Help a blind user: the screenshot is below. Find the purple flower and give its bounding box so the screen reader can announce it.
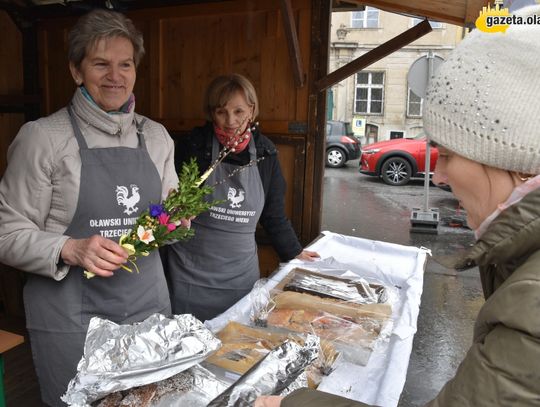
[149,204,165,217]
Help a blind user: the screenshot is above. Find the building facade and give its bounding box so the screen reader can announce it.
[329,8,465,144]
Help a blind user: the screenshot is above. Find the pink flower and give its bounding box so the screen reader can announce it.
[167,223,177,232]
[157,212,170,225]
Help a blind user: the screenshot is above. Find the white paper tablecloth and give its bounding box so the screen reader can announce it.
[206,231,429,407]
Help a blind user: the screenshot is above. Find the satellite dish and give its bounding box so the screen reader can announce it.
[407,54,445,98]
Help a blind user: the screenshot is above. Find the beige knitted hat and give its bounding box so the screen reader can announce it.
[424,5,540,174]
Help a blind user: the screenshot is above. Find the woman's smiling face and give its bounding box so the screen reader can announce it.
[212,91,253,135]
[70,36,136,112]
[432,145,519,230]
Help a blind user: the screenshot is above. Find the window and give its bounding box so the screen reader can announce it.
[412,18,443,29]
[354,71,384,115]
[407,88,423,117]
[351,7,379,28]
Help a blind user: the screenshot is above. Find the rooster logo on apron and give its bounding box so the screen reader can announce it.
[116,184,141,215]
[227,187,245,208]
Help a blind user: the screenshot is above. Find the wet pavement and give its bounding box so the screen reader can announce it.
[321,159,484,407]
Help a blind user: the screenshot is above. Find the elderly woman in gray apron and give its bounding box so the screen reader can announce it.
[163,74,319,322]
[0,10,178,406]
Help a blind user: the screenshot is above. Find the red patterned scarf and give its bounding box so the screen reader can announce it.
[213,123,251,153]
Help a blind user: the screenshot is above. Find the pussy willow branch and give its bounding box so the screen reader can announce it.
[210,156,266,187]
[195,147,232,187]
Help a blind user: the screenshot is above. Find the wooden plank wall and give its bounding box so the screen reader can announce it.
[0,11,26,318]
[34,0,316,276]
[0,11,24,175]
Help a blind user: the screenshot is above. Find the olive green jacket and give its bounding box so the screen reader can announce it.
[427,187,540,406]
[283,188,540,407]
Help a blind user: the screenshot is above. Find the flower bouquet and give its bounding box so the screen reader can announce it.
[84,158,220,278]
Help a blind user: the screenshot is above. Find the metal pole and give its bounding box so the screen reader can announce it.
[423,50,434,212]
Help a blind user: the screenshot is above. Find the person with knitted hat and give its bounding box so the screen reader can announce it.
[255,5,540,407]
[421,4,540,406]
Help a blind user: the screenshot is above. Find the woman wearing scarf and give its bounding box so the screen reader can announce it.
[163,74,319,322]
[0,9,177,406]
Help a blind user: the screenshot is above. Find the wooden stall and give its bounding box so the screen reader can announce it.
[0,0,488,318]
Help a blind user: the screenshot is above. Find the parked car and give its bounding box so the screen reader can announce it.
[326,120,361,168]
[359,134,438,186]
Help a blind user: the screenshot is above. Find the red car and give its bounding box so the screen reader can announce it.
[359,135,439,186]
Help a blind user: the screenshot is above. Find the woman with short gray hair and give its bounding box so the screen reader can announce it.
[0,8,178,406]
[67,8,145,68]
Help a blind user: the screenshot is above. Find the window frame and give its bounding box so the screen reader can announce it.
[351,7,380,29]
[354,71,385,115]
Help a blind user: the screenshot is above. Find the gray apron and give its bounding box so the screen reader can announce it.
[23,106,171,406]
[166,136,264,322]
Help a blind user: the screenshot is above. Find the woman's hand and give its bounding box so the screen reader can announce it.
[295,250,321,262]
[168,187,196,229]
[254,396,284,407]
[61,236,129,277]
[180,215,196,229]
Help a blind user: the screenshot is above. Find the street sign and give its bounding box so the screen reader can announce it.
[407,53,445,98]
[352,116,366,137]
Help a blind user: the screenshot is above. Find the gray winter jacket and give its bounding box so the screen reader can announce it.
[0,88,178,280]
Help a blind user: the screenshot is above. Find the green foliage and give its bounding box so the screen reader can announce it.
[121,158,222,257]
[164,158,217,220]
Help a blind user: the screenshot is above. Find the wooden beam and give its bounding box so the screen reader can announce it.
[315,19,432,92]
[279,0,305,88]
[303,0,331,244]
[366,1,464,25]
[22,22,41,121]
[338,0,472,26]
[332,0,366,11]
[465,0,490,27]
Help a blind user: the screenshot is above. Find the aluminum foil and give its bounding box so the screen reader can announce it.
[149,364,229,407]
[62,313,221,406]
[207,335,319,407]
[279,371,308,397]
[284,272,386,304]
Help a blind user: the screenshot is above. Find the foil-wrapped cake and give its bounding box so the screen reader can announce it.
[62,313,221,406]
